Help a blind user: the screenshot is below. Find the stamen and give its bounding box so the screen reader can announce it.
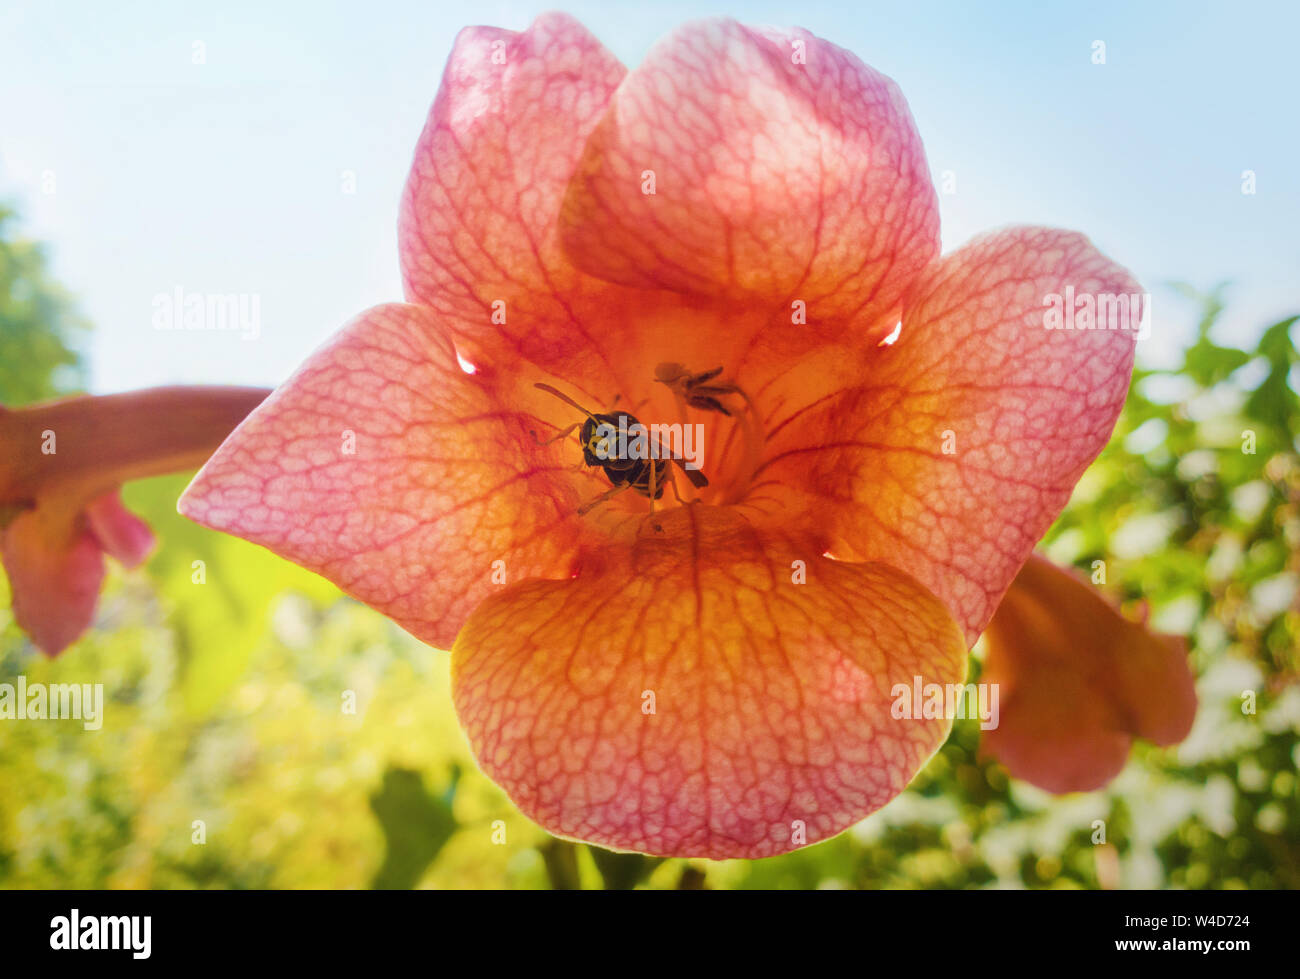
[727,404,763,506]
[652,363,763,505]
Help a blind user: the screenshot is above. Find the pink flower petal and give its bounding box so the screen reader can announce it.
[1,505,105,656]
[398,12,628,385]
[558,19,939,341]
[452,506,966,858]
[85,490,155,568]
[758,227,1143,643]
[178,303,605,649]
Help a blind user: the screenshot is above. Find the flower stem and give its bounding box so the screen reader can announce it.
[0,386,270,504]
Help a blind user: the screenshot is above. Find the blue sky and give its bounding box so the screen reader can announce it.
[1,0,1296,392]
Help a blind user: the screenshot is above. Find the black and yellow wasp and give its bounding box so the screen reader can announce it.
[533,383,708,516]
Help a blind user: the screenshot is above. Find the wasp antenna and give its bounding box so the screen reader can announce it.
[534,382,596,419]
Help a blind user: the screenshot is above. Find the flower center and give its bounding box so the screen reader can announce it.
[532,364,764,523]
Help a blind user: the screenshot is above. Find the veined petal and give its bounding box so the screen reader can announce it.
[980,554,1195,793]
[178,303,603,650]
[758,227,1142,642]
[398,12,632,389]
[85,490,155,568]
[1,503,104,656]
[451,505,966,858]
[397,14,932,409]
[559,19,939,340]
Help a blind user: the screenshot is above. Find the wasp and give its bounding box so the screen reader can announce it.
[532,383,708,517]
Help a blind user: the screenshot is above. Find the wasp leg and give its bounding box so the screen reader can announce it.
[576,482,633,516]
[649,463,666,533]
[666,465,688,505]
[530,422,579,447]
[648,459,658,515]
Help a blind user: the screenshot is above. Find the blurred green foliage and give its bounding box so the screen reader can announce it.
[0,210,1296,887]
[0,205,88,404]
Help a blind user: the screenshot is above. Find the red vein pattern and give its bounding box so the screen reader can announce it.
[180,304,601,650]
[759,228,1142,643]
[559,20,939,343]
[178,14,1150,855]
[452,506,966,858]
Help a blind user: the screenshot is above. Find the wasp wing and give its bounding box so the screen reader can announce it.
[673,457,709,489]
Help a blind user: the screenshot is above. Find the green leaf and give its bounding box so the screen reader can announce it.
[588,846,663,890]
[369,767,458,890]
[1256,315,1299,367]
[1244,316,1299,436]
[1183,339,1250,387]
